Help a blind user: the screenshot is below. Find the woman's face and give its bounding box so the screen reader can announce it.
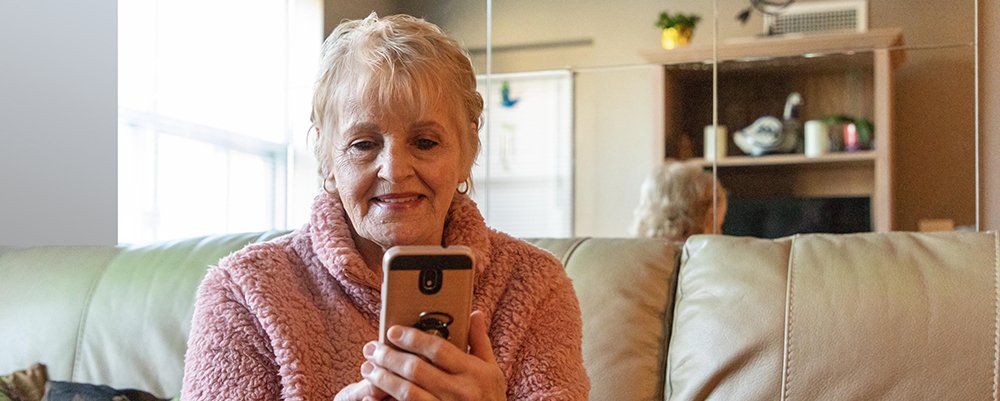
[330,94,469,251]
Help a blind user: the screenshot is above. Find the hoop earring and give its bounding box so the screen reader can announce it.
[323,177,336,195]
[457,179,470,195]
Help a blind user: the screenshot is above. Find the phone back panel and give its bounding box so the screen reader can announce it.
[379,246,474,351]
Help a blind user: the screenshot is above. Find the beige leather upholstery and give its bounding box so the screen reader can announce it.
[534,238,680,401]
[3,231,997,401]
[1,235,680,400]
[0,232,288,397]
[667,232,1000,401]
[0,247,121,384]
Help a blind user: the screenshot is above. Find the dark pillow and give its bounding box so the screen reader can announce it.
[43,382,170,401]
[0,363,48,401]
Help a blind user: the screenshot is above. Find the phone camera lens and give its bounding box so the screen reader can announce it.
[419,268,442,294]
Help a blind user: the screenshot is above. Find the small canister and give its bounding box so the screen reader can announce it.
[843,123,860,152]
[703,125,728,161]
[804,120,830,157]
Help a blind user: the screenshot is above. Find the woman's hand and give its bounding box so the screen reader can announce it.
[361,310,507,401]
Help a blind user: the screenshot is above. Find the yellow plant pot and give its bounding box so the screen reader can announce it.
[661,27,693,50]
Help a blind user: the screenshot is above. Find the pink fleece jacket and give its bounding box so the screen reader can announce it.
[181,193,589,400]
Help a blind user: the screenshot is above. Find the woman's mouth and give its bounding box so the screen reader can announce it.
[373,193,424,207]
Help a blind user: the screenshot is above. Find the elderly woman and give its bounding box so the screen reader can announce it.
[629,160,727,242]
[181,13,589,401]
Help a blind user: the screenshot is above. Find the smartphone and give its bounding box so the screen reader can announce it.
[379,245,475,352]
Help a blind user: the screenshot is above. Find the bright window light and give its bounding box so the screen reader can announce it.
[118,0,320,243]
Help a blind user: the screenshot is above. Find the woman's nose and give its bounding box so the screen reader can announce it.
[376,142,415,182]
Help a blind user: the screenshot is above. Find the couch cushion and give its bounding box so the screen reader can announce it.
[666,232,1000,400]
[529,238,680,401]
[0,231,289,399]
[0,247,121,382]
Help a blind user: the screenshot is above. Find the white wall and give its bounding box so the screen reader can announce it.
[0,0,117,246]
[324,0,396,35]
[573,66,666,237]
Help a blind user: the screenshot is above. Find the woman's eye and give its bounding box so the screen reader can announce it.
[350,140,377,151]
[415,138,438,150]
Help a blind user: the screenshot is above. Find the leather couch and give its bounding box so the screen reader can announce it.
[2,231,997,400]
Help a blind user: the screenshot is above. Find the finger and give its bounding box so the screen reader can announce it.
[366,341,448,386]
[386,325,466,373]
[468,311,497,364]
[334,380,386,401]
[362,361,434,401]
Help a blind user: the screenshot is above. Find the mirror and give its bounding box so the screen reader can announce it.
[330,0,979,238]
[711,0,978,237]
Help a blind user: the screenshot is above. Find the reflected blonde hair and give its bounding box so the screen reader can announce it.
[310,13,483,181]
[629,160,726,241]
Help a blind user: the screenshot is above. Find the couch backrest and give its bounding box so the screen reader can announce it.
[666,231,1000,400]
[532,238,680,401]
[0,231,288,398]
[0,234,681,400]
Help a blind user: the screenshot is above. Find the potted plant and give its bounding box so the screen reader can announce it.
[656,11,701,49]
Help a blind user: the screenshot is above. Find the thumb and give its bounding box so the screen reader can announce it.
[468,310,496,363]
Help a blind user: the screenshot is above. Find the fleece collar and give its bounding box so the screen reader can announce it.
[306,191,494,292]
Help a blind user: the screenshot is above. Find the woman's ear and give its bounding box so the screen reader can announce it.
[322,173,337,195]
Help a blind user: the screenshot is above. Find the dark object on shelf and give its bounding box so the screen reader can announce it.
[736,0,796,26]
[722,196,871,238]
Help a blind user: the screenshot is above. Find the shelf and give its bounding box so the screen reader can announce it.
[690,151,876,168]
[639,28,904,66]
[649,28,901,232]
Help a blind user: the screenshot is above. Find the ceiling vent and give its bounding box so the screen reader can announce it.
[763,0,868,36]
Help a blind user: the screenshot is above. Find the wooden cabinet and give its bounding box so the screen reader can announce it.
[640,29,904,232]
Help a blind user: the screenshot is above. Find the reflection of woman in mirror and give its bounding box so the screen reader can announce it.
[630,160,727,242]
[181,13,588,401]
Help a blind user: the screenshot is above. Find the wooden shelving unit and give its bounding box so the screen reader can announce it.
[692,151,876,168]
[639,28,904,66]
[643,29,904,232]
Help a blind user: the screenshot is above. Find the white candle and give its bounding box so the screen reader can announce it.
[703,125,728,161]
[804,120,830,157]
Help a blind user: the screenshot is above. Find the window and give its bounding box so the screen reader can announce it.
[118,0,321,243]
[473,71,574,237]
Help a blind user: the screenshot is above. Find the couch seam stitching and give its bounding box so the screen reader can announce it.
[993,231,998,401]
[70,247,120,382]
[559,237,589,267]
[781,236,798,401]
[660,241,683,400]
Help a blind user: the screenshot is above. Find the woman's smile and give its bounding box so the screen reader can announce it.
[372,192,426,208]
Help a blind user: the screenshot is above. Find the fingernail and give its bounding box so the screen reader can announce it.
[388,326,403,341]
[361,361,373,375]
[363,342,375,357]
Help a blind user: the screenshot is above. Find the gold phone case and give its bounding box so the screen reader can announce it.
[379,245,475,352]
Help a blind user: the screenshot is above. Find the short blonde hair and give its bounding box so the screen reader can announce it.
[629,160,726,241]
[310,13,483,180]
